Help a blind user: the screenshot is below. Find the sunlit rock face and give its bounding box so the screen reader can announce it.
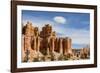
[22,21,90,62]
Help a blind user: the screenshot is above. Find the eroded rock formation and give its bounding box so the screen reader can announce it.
[22,21,90,62]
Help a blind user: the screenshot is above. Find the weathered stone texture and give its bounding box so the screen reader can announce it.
[22,21,89,62]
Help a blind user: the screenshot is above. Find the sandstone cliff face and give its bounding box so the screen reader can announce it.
[22,22,90,62]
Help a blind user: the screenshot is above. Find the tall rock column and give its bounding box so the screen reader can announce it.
[59,38,63,54]
[55,38,59,52]
[63,37,72,55]
[46,37,50,55]
[33,37,36,50]
[67,38,72,54]
[50,37,55,53]
[24,22,33,51]
[23,22,36,62]
[37,37,41,52]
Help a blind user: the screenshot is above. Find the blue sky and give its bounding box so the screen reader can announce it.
[22,10,90,49]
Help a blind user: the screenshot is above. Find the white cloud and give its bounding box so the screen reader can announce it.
[53,16,66,24]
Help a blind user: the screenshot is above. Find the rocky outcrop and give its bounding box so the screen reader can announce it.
[22,21,89,62]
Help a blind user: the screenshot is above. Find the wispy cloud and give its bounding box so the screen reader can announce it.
[53,26,90,47]
[81,21,90,25]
